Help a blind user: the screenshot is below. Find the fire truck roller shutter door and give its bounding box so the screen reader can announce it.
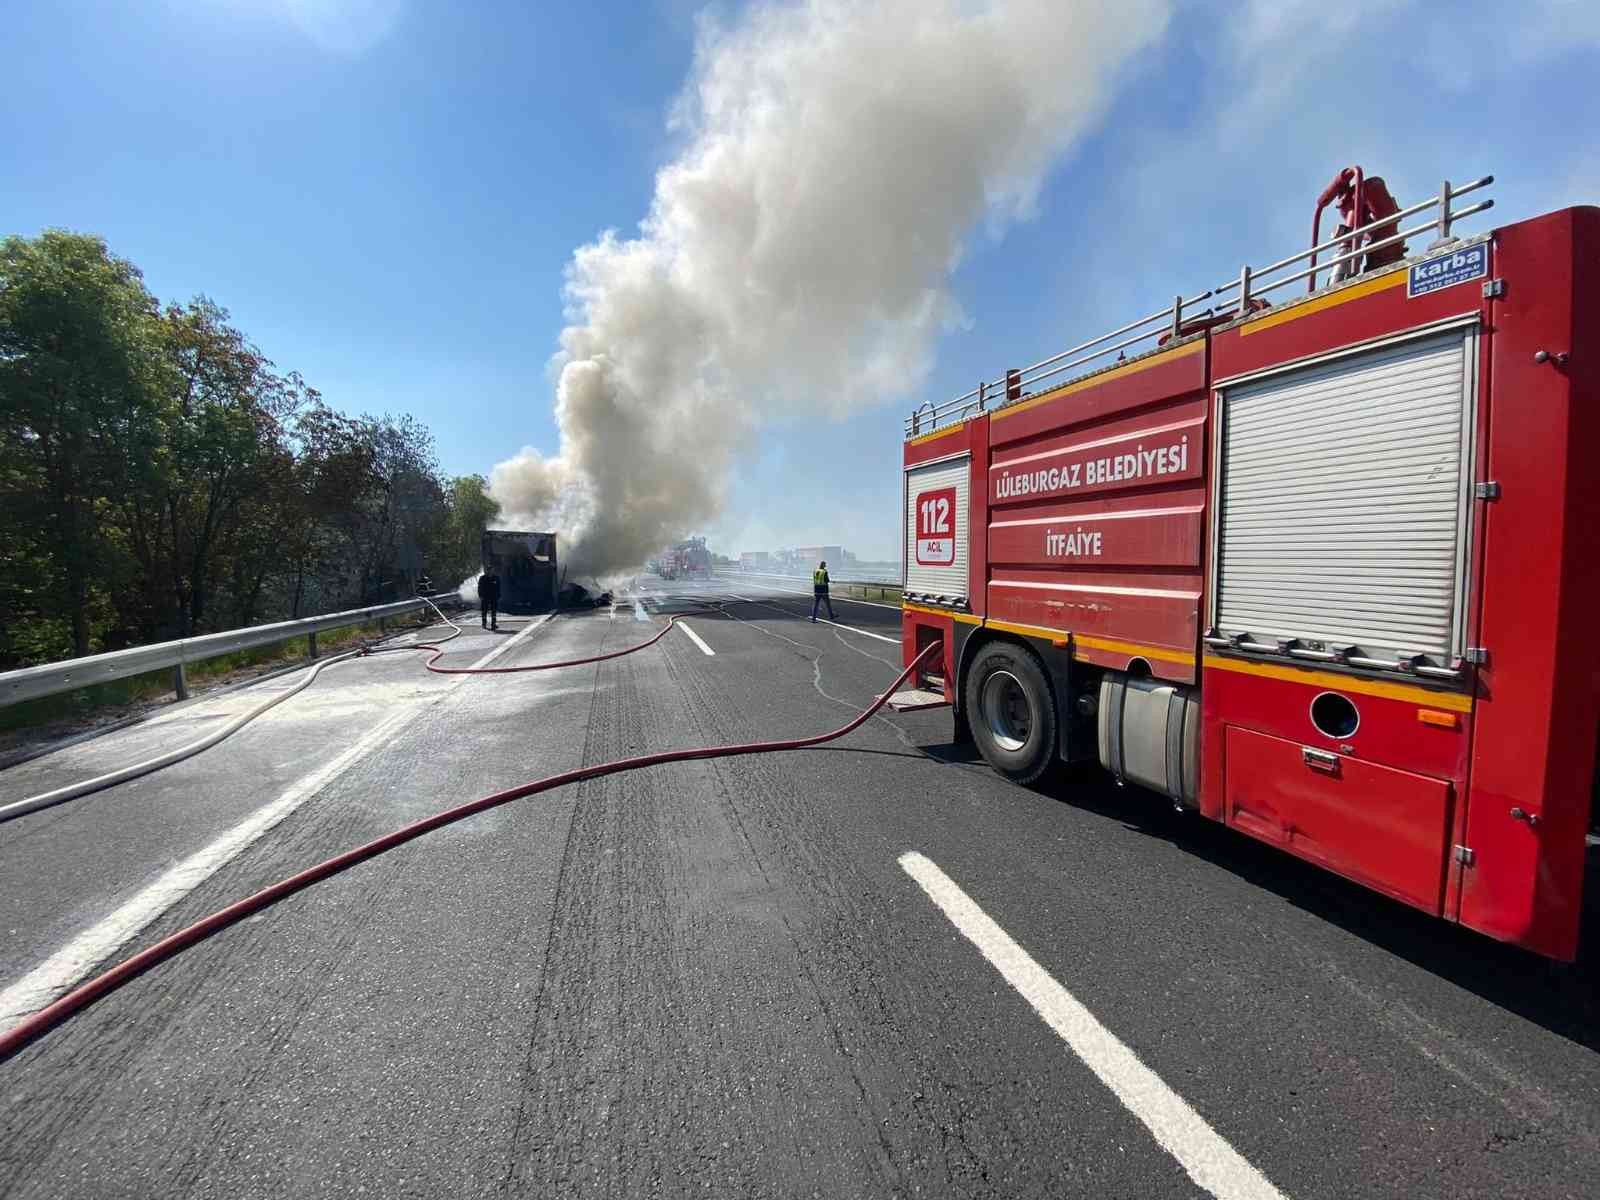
[1213,327,1477,667]
[905,455,970,605]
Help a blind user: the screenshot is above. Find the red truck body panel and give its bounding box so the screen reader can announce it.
[985,341,1209,683]
[902,205,1600,958]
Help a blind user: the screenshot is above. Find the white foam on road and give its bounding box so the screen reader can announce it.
[899,851,1288,1200]
[676,621,715,656]
[0,614,557,1033]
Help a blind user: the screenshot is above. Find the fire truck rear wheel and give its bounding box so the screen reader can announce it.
[965,642,1058,785]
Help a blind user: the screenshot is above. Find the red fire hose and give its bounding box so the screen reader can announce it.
[0,599,714,823]
[400,599,723,675]
[0,641,939,1065]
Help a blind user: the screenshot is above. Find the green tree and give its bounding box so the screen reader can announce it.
[279,403,376,616]
[437,473,498,586]
[0,231,167,657]
[119,298,306,637]
[346,413,442,604]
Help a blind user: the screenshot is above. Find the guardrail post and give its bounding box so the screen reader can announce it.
[308,631,318,659]
[1005,369,1022,402]
[173,662,189,701]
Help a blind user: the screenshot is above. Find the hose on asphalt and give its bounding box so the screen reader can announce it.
[0,641,939,1065]
[0,647,373,826]
[0,609,468,827]
[390,594,723,676]
[0,589,701,825]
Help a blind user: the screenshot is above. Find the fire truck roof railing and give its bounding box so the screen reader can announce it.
[906,175,1494,438]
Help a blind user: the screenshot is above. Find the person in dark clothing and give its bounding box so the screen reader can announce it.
[811,561,836,622]
[479,567,501,629]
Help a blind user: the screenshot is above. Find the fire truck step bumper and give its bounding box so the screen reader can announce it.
[882,689,951,713]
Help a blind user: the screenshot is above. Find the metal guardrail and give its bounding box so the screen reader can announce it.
[907,174,1495,437]
[712,568,903,590]
[0,598,433,709]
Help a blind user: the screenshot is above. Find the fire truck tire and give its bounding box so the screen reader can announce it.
[965,641,1058,785]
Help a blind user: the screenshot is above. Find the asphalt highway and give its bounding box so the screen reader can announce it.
[1,581,1597,1199]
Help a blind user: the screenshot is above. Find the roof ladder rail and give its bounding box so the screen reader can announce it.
[906,171,1495,437]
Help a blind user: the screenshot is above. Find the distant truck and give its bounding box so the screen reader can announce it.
[480,529,558,613]
[655,537,712,580]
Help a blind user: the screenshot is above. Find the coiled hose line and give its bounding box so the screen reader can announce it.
[0,641,938,1064]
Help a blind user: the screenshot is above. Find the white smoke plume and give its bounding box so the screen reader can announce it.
[491,0,1170,574]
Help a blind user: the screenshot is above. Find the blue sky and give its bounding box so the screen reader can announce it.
[6,0,1596,561]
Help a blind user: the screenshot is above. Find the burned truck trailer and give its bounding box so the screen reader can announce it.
[481,529,558,613]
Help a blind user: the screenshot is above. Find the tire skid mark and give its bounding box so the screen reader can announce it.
[665,621,1086,1194]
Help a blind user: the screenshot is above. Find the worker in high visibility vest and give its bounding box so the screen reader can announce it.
[811,561,836,623]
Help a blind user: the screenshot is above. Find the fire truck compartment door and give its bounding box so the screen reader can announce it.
[905,455,971,602]
[1213,328,1476,665]
[1224,725,1453,913]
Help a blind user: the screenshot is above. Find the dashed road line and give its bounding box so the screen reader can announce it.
[677,621,715,656]
[733,579,903,612]
[731,594,900,645]
[899,851,1288,1200]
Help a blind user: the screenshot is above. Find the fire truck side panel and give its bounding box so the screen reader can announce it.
[898,202,1597,960]
[1200,249,1489,925]
[985,339,1209,684]
[1225,724,1455,911]
[1458,207,1600,959]
[903,417,988,701]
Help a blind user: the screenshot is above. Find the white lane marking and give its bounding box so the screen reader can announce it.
[815,617,897,644]
[898,852,1288,1200]
[676,620,715,656]
[731,594,899,645]
[732,579,903,612]
[0,613,555,1031]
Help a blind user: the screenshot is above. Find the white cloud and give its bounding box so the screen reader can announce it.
[281,0,402,54]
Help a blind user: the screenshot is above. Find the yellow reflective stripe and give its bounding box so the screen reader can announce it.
[905,610,1196,663]
[1202,654,1473,711]
[1237,269,1406,337]
[902,603,982,625]
[1073,633,1195,666]
[983,618,1062,640]
[906,423,965,447]
[989,340,1203,422]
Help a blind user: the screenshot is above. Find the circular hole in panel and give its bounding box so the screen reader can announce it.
[1310,691,1360,740]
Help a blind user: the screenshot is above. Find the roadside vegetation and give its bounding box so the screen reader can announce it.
[0,231,496,671]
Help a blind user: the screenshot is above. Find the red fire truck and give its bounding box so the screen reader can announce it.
[895,171,1598,960]
[655,538,712,581]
